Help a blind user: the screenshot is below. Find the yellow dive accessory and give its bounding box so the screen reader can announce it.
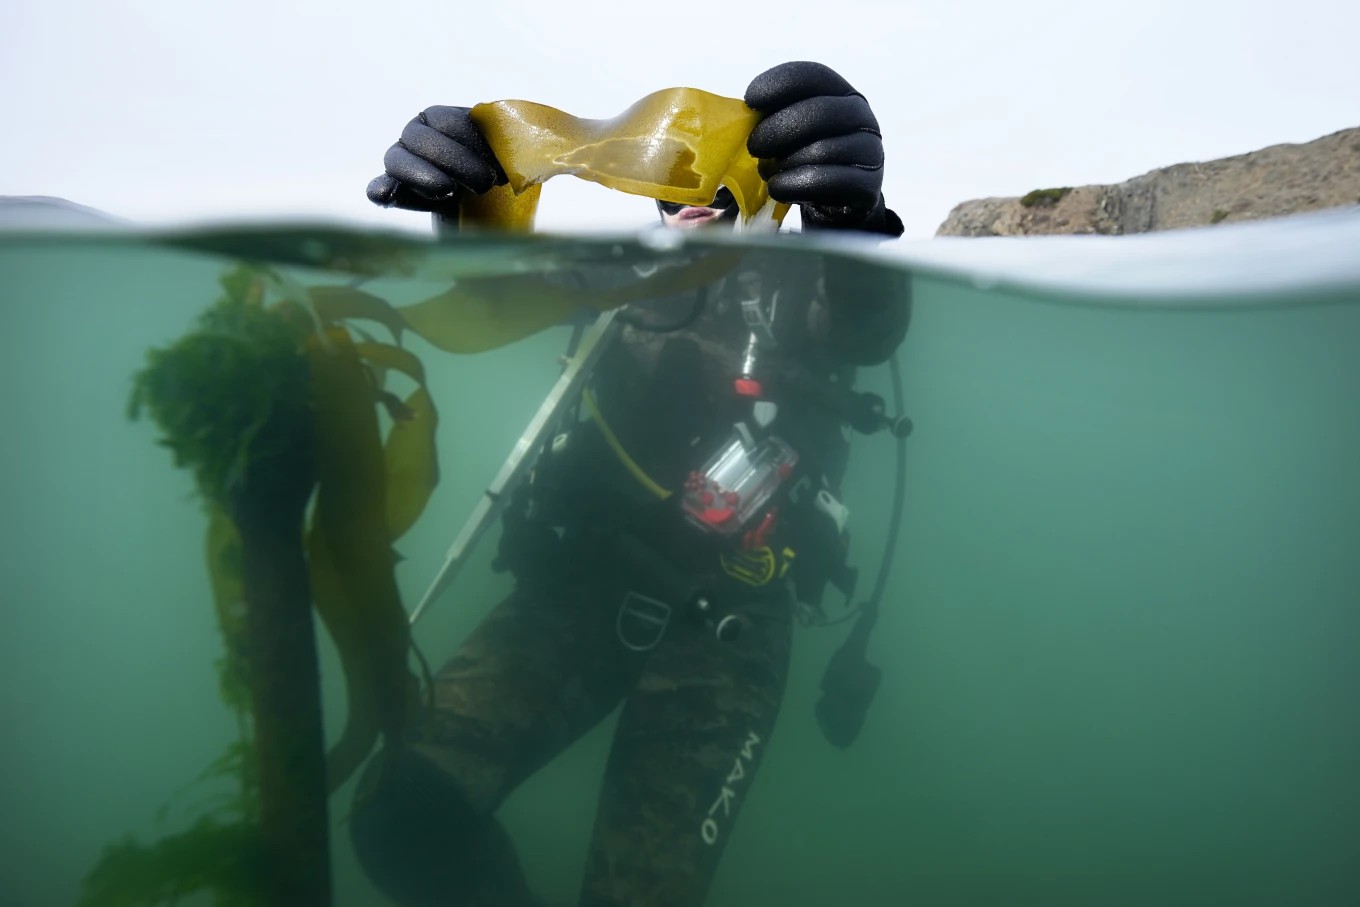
[459,88,791,231]
[580,386,672,501]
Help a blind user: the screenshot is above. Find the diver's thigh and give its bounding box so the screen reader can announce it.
[414,580,642,812]
[349,581,641,906]
[579,596,794,907]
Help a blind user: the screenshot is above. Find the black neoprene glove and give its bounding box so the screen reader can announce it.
[745,62,903,237]
[365,106,507,220]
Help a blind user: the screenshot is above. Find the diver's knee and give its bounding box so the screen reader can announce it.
[349,746,485,906]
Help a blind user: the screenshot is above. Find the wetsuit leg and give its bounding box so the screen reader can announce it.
[578,592,794,907]
[350,578,644,907]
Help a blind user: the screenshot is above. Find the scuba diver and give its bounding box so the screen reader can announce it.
[353,61,911,907]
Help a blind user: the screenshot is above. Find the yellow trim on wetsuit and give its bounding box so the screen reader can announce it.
[581,387,673,500]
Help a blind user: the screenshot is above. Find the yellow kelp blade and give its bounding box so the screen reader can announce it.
[305,289,441,541]
[395,248,750,354]
[307,285,407,345]
[382,385,438,539]
[305,328,422,793]
[352,341,440,539]
[593,249,750,307]
[462,88,790,231]
[396,278,590,354]
[307,273,590,357]
[355,341,425,383]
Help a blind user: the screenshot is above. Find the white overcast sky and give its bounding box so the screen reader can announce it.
[2,0,1356,239]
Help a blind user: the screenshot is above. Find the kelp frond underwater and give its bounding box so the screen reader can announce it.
[84,264,441,906]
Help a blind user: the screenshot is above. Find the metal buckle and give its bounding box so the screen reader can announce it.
[740,291,779,347]
[796,600,827,628]
[616,591,672,652]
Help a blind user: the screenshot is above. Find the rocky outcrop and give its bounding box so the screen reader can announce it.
[0,195,128,228]
[936,126,1360,237]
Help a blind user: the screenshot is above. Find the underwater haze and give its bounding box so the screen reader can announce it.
[2,209,1358,907]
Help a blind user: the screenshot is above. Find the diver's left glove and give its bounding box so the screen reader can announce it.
[366,105,507,219]
[745,62,903,237]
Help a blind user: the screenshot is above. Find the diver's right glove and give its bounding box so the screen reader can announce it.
[365,106,507,220]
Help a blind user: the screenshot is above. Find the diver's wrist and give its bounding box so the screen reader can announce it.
[802,195,904,238]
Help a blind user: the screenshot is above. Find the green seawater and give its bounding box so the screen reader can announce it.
[2,217,1357,907]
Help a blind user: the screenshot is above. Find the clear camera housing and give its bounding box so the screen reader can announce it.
[681,426,798,536]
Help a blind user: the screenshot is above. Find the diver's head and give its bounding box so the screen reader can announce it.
[655,185,739,229]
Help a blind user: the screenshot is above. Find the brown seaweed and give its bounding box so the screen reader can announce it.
[462,88,790,230]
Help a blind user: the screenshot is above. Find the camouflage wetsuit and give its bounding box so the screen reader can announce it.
[350,249,910,907]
